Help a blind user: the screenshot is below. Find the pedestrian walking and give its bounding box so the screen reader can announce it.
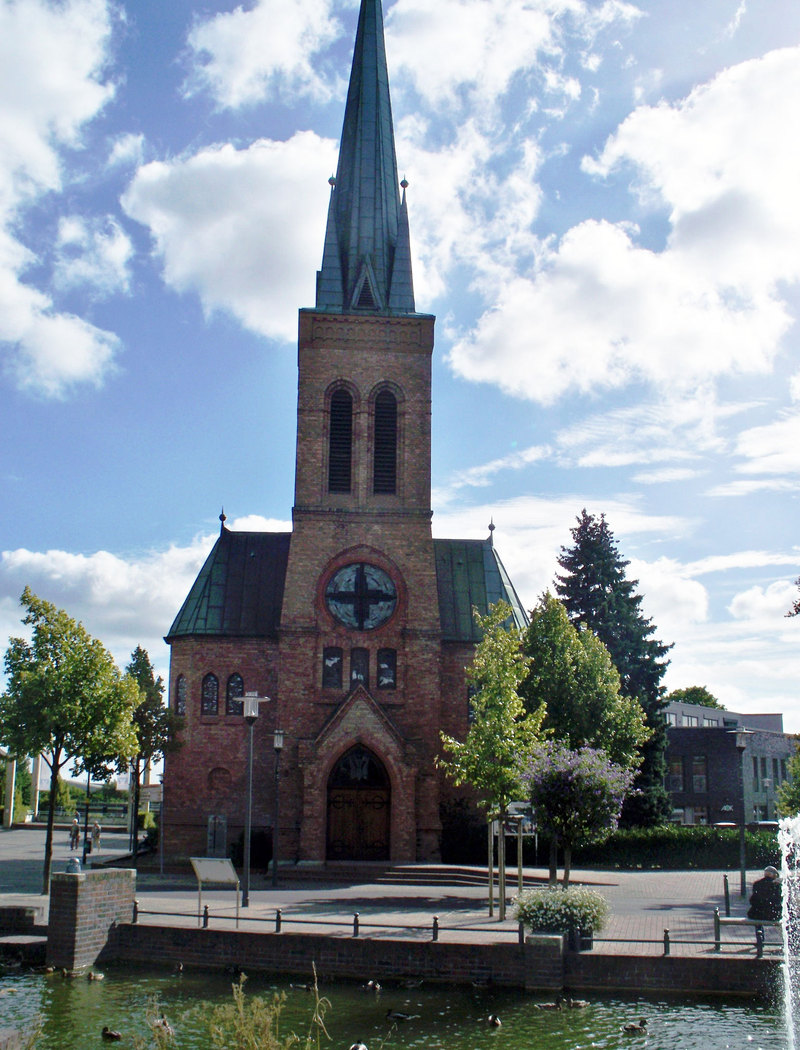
[92,821,101,853]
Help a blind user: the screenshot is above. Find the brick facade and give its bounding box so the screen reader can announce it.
[47,868,135,970]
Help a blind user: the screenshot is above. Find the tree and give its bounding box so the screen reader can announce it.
[520,592,650,770]
[125,646,183,857]
[665,685,724,710]
[521,741,634,886]
[786,578,800,618]
[0,588,139,891]
[777,741,800,817]
[438,601,545,917]
[555,510,673,826]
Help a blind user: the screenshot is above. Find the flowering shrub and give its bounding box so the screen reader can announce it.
[514,886,610,934]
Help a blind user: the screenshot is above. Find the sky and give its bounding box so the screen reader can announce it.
[1,0,800,732]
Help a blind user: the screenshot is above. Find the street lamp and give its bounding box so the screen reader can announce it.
[730,729,753,897]
[242,695,261,908]
[272,730,284,887]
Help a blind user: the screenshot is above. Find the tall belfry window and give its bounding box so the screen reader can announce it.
[373,390,397,493]
[328,389,353,493]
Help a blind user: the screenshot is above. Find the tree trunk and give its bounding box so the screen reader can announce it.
[549,836,558,885]
[42,751,60,895]
[562,843,572,887]
[130,756,141,868]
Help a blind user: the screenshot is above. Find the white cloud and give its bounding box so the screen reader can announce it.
[54,215,132,296]
[733,411,800,476]
[633,467,701,485]
[450,46,800,404]
[122,132,339,342]
[107,133,145,169]
[0,0,120,398]
[185,0,340,109]
[729,578,798,623]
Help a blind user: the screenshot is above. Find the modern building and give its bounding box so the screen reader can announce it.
[664,701,795,825]
[162,0,527,867]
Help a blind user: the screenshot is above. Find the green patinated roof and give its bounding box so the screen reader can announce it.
[166,528,290,640]
[315,0,415,314]
[433,538,529,642]
[166,532,527,643]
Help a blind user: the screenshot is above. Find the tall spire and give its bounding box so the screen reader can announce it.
[315,0,415,315]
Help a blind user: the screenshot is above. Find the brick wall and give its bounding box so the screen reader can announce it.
[47,868,135,970]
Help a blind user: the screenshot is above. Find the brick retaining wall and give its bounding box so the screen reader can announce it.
[47,869,135,970]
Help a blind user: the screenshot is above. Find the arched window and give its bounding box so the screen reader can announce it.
[226,673,244,715]
[328,389,353,493]
[175,674,187,716]
[373,389,397,494]
[350,647,369,688]
[201,673,219,716]
[322,647,343,689]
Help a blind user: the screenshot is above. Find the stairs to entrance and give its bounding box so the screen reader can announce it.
[282,863,543,888]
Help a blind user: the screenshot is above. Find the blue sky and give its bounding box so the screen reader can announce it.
[2,0,800,728]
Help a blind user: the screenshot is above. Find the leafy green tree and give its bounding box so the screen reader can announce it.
[521,741,634,885]
[521,592,650,770]
[125,646,183,856]
[665,685,725,710]
[786,578,800,618]
[438,600,545,917]
[777,741,800,817]
[0,588,139,891]
[0,756,31,821]
[556,510,672,826]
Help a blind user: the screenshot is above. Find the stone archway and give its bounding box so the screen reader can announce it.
[326,745,390,861]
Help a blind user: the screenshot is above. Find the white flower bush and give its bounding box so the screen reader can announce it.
[514,886,610,933]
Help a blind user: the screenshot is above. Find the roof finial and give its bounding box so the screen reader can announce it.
[220,507,227,533]
[488,518,495,546]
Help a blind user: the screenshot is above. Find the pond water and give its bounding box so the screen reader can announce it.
[0,965,788,1050]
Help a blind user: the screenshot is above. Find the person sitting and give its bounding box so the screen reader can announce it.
[747,865,782,923]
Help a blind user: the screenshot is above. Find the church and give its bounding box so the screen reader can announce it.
[163,0,527,867]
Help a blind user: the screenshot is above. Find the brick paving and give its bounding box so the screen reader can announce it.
[0,827,783,959]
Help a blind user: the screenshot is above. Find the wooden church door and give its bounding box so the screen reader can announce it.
[326,746,390,861]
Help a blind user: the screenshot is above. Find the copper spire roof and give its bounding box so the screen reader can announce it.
[315,0,415,314]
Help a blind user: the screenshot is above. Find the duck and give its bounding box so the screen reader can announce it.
[399,977,423,989]
[101,1027,122,1041]
[362,980,381,993]
[87,970,105,981]
[487,1015,502,1027]
[153,1014,175,1036]
[386,1010,420,1023]
[623,1018,648,1034]
[174,962,184,974]
[566,997,589,1009]
[535,996,564,1011]
[290,982,313,992]
[349,1042,369,1050]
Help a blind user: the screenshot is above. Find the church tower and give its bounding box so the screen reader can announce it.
[164,0,527,869]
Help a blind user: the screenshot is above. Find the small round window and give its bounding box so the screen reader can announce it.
[325,563,397,630]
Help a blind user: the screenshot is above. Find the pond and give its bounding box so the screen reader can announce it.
[0,964,788,1050]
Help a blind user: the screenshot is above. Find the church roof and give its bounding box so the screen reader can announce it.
[166,531,527,643]
[315,0,415,315]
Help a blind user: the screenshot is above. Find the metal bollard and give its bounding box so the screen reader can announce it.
[518,921,525,945]
[132,899,139,924]
[276,908,282,933]
[353,912,360,937]
[663,929,670,956]
[203,904,210,929]
[432,915,439,942]
[724,873,731,917]
[713,907,721,952]
[756,926,765,958]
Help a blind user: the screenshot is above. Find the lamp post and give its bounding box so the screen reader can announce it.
[730,729,753,897]
[242,695,260,908]
[158,772,165,877]
[272,730,284,887]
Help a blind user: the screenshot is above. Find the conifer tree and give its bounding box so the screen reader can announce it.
[555,510,672,825]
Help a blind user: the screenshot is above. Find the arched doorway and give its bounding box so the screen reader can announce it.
[326,746,390,861]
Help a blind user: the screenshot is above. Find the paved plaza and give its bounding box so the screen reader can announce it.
[0,826,781,958]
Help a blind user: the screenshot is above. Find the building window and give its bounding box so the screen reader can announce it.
[377,649,396,688]
[328,389,353,493]
[684,714,698,727]
[781,759,788,782]
[692,755,707,793]
[322,647,343,689]
[467,685,478,725]
[373,389,397,494]
[752,756,759,792]
[350,647,369,688]
[693,806,709,825]
[667,756,684,792]
[201,674,219,716]
[703,717,719,727]
[175,674,187,716]
[226,673,244,715]
[665,711,678,726]
[773,757,780,781]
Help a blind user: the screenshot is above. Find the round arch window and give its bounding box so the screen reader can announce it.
[325,563,397,630]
